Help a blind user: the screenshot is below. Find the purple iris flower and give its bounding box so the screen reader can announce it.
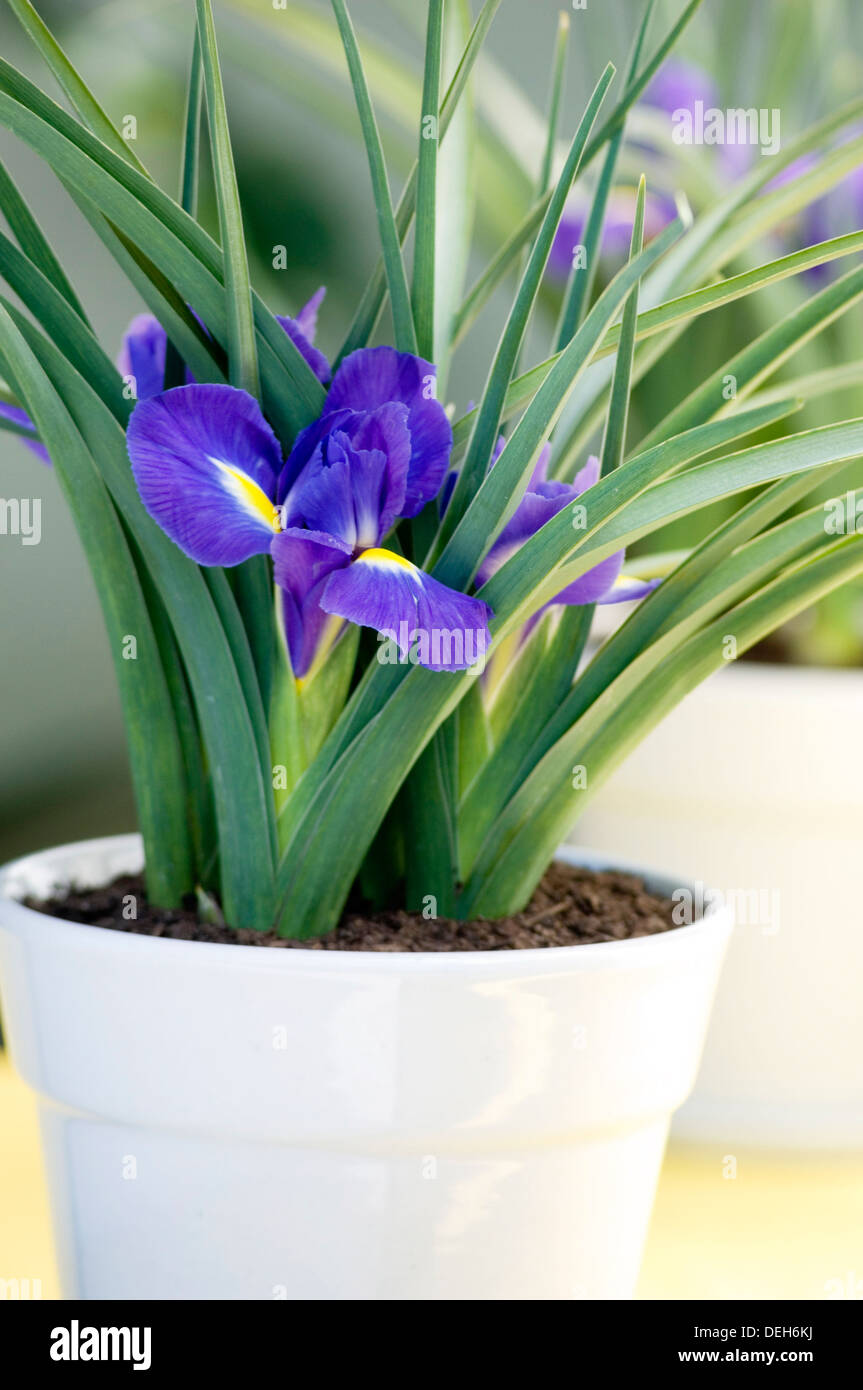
[548,58,743,285]
[475,443,657,610]
[127,341,492,678]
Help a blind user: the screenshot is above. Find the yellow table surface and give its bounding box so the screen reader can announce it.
[1,1051,861,1301]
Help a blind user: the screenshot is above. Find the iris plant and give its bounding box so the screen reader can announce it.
[2,0,862,936]
[128,326,493,676]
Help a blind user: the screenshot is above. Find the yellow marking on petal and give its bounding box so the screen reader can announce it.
[356,547,416,571]
[296,614,346,689]
[215,460,280,532]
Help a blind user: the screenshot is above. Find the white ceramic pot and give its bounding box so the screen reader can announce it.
[575,662,863,1151]
[0,834,731,1301]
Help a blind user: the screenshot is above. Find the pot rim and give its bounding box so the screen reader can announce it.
[0,833,733,974]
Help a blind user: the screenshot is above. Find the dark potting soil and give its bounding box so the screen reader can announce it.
[27,862,681,952]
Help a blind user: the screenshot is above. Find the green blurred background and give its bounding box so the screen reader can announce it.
[2,0,862,863]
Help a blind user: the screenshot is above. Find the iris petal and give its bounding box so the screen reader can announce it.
[294,287,326,342]
[278,408,353,504]
[276,287,331,385]
[277,316,330,386]
[573,453,600,495]
[271,527,352,678]
[117,313,170,401]
[287,438,359,549]
[477,488,570,586]
[281,403,411,542]
[321,549,493,672]
[325,346,452,516]
[599,574,662,605]
[552,551,626,605]
[127,384,283,566]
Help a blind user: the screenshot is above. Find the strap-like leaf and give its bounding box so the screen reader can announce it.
[0,301,193,907]
[0,61,325,437]
[336,0,502,362]
[3,304,279,929]
[7,0,149,174]
[0,155,88,323]
[331,0,417,353]
[556,0,655,345]
[196,0,259,397]
[462,537,863,915]
[411,0,444,359]
[436,62,615,547]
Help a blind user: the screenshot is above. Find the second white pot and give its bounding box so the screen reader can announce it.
[576,661,863,1150]
[0,835,731,1300]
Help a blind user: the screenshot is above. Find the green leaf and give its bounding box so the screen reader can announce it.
[331,0,417,353]
[0,223,130,422]
[134,560,217,887]
[537,11,570,196]
[599,175,644,476]
[404,721,460,915]
[196,0,272,707]
[68,195,229,391]
[7,0,149,174]
[436,61,616,547]
[0,61,325,437]
[556,0,655,346]
[5,304,278,930]
[432,0,476,379]
[0,300,193,907]
[196,0,259,397]
[411,0,444,360]
[0,155,88,323]
[335,0,503,363]
[399,0,478,911]
[639,261,863,453]
[462,536,863,916]
[164,26,205,391]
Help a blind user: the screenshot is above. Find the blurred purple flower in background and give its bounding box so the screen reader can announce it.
[548,58,746,284]
[766,148,863,283]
